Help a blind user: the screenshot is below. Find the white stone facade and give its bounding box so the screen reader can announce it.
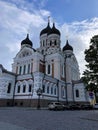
[0,22,88,107]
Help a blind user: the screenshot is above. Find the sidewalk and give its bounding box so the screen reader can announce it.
[0,122,27,130]
[82,110,98,121]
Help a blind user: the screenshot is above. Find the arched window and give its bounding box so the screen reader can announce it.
[55,40,57,45]
[47,86,49,94]
[17,86,20,93]
[50,41,52,46]
[51,87,53,94]
[48,64,51,74]
[76,89,79,97]
[42,84,45,93]
[19,66,22,74]
[7,83,11,93]
[23,85,26,93]
[23,65,26,74]
[54,87,57,95]
[28,84,32,92]
[28,64,30,74]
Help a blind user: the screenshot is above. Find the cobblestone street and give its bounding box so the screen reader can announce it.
[0,107,98,130]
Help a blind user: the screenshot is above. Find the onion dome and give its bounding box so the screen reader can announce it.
[63,40,73,51]
[48,23,60,36]
[40,21,51,36]
[21,34,32,47]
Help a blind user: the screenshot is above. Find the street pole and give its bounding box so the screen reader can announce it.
[36,88,43,109]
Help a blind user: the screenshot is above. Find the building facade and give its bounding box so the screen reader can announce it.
[0,21,89,107]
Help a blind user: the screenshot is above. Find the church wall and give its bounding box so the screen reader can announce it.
[0,73,15,99]
[0,71,15,106]
[74,83,87,102]
[0,21,89,107]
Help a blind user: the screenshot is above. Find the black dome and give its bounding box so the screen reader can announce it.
[21,34,32,47]
[63,40,73,51]
[48,23,60,36]
[40,22,51,36]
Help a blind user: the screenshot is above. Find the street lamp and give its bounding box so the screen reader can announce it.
[36,88,43,109]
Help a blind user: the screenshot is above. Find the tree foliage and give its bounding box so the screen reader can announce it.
[82,35,98,93]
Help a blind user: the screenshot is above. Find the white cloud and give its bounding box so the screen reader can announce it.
[0,0,98,78]
[0,0,50,70]
[60,18,98,76]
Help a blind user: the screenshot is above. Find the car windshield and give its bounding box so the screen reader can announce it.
[55,103,62,105]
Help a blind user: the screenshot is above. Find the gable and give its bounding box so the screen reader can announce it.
[14,47,36,59]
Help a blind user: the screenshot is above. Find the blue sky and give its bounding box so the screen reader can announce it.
[44,0,97,23]
[0,0,98,76]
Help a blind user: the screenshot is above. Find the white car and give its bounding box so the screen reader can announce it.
[48,102,65,110]
[93,103,98,109]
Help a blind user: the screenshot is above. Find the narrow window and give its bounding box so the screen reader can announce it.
[31,63,33,73]
[55,40,57,45]
[28,64,30,74]
[47,86,49,94]
[50,41,52,46]
[43,40,45,46]
[42,85,45,93]
[76,89,79,97]
[17,86,20,93]
[48,64,51,74]
[23,85,26,93]
[7,83,11,93]
[54,87,57,95]
[19,66,22,74]
[29,84,32,92]
[23,65,26,74]
[51,87,53,94]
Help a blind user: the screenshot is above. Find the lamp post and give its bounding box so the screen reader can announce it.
[36,88,43,109]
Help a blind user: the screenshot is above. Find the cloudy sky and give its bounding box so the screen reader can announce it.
[0,0,98,77]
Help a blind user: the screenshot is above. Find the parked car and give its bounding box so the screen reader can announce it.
[81,104,93,110]
[93,103,98,109]
[48,102,65,110]
[69,104,81,110]
[64,105,70,110]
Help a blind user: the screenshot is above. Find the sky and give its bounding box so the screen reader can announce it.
[0,0,98,77]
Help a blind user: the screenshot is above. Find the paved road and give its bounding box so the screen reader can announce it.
[0,107,98,130]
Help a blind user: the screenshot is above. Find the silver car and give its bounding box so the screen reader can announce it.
[93,103,98,109]
[48,102,65,110]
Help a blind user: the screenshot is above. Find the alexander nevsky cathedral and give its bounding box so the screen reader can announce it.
[0,19,90,107]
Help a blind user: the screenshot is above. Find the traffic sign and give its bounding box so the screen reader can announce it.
[89,92,94,99]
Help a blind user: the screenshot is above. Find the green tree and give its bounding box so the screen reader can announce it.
[82,35,98,95]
